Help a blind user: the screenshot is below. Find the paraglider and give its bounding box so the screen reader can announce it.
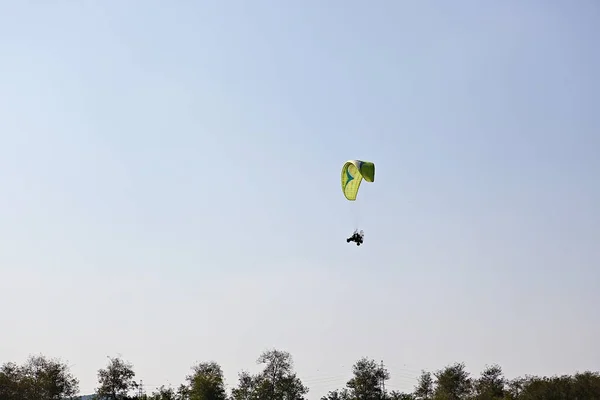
[347,229,364,245]
[341,160,375,246]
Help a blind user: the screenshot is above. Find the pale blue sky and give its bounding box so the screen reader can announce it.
[1,1,599,398]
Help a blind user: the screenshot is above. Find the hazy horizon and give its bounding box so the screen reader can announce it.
[1,1,599,399]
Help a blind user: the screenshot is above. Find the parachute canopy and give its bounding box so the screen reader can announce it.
[341,160,375,201]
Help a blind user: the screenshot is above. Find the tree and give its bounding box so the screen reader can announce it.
[503,377,525,400]
[473,365,504,400]
[345,357,389,400]
[320,388,350,400]
[22,355,79,400]
[257,349,308,400]
[0,355,79,400]
[185,361,227,400]
[147,385,178,400]
[389,391,415,400]
[414,371,433,400]
[572,372,600,399]
[0,362,22,400]
[96,356,137,400]
[177,383,190,400]
[432,363,471,400]
[231,349,308,400]
[231,371,259,400]
[314,361,600,400]
[4,350,600,400]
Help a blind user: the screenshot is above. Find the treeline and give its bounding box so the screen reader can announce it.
[1,349,599,400]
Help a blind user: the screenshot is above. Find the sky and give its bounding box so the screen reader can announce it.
[0,1,599,398]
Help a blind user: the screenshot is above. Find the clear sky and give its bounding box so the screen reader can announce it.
[1,1,599,398]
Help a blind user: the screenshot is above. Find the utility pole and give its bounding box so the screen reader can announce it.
[380,360,386,399]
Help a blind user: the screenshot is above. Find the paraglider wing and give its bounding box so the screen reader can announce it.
[341,160,375,201]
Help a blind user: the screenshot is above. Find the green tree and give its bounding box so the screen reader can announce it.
[473,365,505,400]
[503,377,525,400]
[0,355,79,400]
[414,371,433,400]
[231,349,308,400]
[388,391,415,400]
[0,362,22,400]
[571,371,600,399]
[257,349,308,400]
[22,355,79,400]
[177,383,190,400]
[231,371,259,400]
[320,388,350,400]
[345,357,389,400]
[185,361,227,400]
[432,363,471,400]
[147,385,178,400]
[96,356,138,400]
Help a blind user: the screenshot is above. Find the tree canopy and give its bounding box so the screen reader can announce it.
[1,350,599,400]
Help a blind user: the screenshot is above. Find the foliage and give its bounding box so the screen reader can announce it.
[414,371,433,400]
[231,349,308,400]
[432,362,472,400]
[146,385,179,400]
[96,356,138,400]
[0,355,79,400]
[320,357,390,400]
[473,364,505,400]
[185,361,227,400]
[346,357,389,400]
[1,350,600,400]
